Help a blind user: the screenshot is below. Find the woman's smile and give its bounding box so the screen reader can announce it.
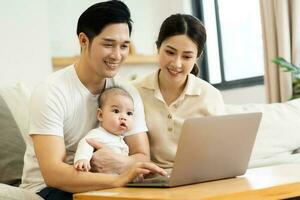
[167,67,182,76]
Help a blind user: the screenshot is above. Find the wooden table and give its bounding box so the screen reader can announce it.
[74,164,300,200]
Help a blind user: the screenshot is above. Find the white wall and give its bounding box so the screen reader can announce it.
[126,0,192,55]
[0,0,266,104]
[47,0,192,57]
[0,0,52,88]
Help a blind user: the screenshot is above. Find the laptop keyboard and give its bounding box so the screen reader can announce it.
[141,174,170,184]
[130,173,171,184]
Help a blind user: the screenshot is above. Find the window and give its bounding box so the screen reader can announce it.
[193,0,264,89]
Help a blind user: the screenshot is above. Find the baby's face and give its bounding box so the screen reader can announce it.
[99,94,134,135]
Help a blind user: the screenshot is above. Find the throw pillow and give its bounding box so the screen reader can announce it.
[0,83,30,186]
[0,95,25,186]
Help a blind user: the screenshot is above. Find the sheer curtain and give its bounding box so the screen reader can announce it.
[260,0,300,103]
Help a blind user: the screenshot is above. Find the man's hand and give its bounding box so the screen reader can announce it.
[115,162,167,187]
[87,138,129,174]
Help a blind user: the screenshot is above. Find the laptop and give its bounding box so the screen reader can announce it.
[127,112,262,187]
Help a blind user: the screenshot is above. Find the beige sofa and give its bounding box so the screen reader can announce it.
[1,83,300,200]
[226,100,300,167]
[0,83,43,200]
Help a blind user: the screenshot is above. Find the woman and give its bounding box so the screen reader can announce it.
[133,14,225,169]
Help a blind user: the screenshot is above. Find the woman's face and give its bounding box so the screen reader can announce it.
[158,34,198,85]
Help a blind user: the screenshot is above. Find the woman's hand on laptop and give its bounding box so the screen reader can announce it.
[115,162,167,187]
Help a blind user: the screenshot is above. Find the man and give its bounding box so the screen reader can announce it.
[20,1,165,200]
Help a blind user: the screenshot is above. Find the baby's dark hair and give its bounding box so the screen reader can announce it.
[98,86,133,108]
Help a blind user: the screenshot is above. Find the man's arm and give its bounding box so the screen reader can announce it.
[89,132,150,173]
[32,134,161,193]
[32,134,117,193]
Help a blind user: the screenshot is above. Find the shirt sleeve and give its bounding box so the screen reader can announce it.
[114,80,148,136]
[208,89,226,116]
[29,83,65,137]
[73,130,96,163]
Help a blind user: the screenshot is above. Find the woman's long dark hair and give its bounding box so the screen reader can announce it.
[156,14,206,76]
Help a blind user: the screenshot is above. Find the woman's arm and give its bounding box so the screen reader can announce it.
[89,132,150,173]
[32,134,160,193]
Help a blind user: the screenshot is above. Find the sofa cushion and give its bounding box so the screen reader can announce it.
[0,83,31,138]
[226,98,300,167]
[0,83,30,186]
[0,184,43,200]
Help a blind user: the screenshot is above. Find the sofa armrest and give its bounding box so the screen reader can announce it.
[226,99,300,162]
[249,153,300,168]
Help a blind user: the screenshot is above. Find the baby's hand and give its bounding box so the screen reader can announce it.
[74,159,91,172]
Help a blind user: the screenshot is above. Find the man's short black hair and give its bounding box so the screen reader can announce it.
[77,0,133,42]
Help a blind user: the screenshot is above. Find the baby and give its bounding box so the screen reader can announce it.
[74,86,134,172]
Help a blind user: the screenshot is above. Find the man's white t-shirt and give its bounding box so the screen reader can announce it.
[20,65,147,192]
[74,126,129,164]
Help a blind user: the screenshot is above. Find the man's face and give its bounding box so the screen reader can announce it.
[83,23,130,79]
